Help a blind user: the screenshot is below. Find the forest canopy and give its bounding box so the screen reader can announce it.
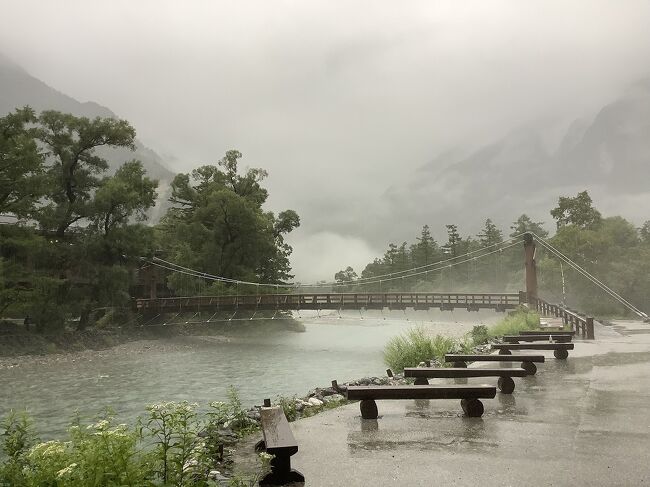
[0,108,299,333]
[335,194,650,317]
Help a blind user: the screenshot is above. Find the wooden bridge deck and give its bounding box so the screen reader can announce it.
[134,292,523,313]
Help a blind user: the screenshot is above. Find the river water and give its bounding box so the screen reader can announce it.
[0,310,501,439]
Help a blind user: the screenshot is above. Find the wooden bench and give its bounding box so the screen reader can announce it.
[403,367,527,394]
[444,353,545,375]
[503,334,572,343]
[491,342,574,359]
[255,400,304,486]
[345,384,496,418]
[520,330,575,336]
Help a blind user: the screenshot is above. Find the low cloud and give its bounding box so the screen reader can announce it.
[286,231,379,283]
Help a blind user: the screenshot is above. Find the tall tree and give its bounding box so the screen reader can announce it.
[335,266,358,283]
[0,107,44,218]
[163,150,299,290]
[550,190,602,230]
[639,221,650,245]
[412,225,439,267]
[442,224,462,257]
[477,218,504,247]
[35,111,136,236]
[90,160,158,237]
[510,214,549,239]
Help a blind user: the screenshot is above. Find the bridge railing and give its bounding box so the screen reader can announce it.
[135,292,523,313]
[534,297,595,339]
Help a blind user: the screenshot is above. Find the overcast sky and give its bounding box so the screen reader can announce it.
[2,0,650,281]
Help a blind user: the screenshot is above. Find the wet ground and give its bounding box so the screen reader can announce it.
[285,320,650,486]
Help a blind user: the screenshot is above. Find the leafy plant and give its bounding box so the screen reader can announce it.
[0,410,37,486]
[488,308,540,338]
[470,325,490,345]
[384,326,458,371]
[208,386,258,438]
[144,401,207,486]
[275,395,298,422]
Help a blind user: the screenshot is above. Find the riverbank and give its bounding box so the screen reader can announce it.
[0,316,305,358]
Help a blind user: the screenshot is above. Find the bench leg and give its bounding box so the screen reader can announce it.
[554,349,569,360]
[453,361,467,368]
[497,376,515,394]
[521,362,537,375]
[414,377,429,385]
[461,398,484,417]
[260,454,305,486]
[498,349,512,355]
[360,399,378,419]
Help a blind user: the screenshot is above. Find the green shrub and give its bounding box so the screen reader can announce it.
[470,325,490,345]
[430,334,457,362]
[7,414,149,487]
[66,416,148,486]
[208,386,258,438]
[275,395,298,422]
[384,326,458,372]
[0,410,37,486]
[0,389,269,487]
[488,308,540,338]
[144,401,209,486]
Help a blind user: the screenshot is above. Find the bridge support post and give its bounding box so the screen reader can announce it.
[524,233,538,307]
[586,317,595,339]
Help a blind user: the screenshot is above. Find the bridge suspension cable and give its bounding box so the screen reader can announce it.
[143,237,523,290]
[530,233,648,319]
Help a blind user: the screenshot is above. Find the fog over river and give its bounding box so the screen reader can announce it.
[0,310,501,439]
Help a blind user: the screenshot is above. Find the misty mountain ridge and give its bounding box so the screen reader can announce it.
[384,76,650,242]
[0,52,174,185]
[2,51,649,247]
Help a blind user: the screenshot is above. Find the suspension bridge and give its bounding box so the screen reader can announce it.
[132,232,648,337]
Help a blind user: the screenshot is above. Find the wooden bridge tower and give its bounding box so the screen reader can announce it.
[524,233,538,306]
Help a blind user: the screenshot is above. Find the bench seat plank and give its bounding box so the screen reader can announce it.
[503,335,572,343]
[260,406,298,456]
[520,330,574,336]
[346,384,496,400]
[492,343,574,350]
[403,367,527,378]
[445,354,545,363]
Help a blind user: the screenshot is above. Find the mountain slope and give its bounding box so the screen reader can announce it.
[0,53,174,183]
[383,79,650,240]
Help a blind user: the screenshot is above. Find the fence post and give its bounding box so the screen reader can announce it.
[586,317,594,339]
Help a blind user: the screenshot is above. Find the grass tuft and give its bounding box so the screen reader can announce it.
[383,326,457,372]
[488,308,540,338]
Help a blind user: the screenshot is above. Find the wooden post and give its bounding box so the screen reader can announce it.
[586,317,595,339]
[524,233,538,307]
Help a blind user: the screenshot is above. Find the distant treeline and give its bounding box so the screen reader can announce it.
[335,191,650,317]
[0,107,299,333]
